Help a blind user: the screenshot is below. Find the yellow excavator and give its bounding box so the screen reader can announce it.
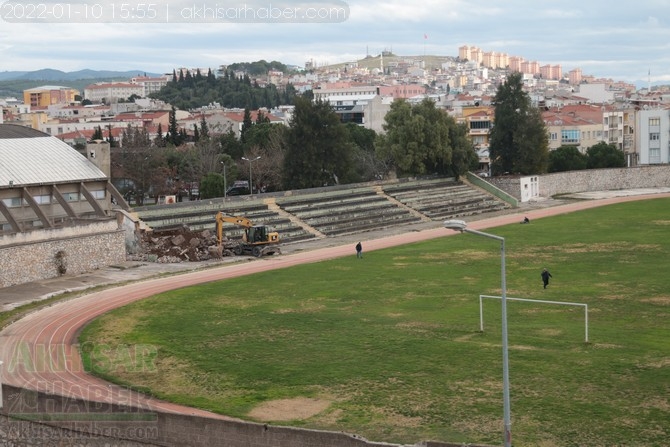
[215,212,281,257]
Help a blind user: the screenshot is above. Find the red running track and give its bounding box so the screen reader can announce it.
[1,193,668,417]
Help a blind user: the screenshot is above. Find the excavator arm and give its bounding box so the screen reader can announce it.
[216,212,253,246]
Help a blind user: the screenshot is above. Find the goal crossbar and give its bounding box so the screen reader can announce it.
[479,295,589,343]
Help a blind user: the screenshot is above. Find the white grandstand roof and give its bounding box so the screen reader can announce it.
[0,124,107,187]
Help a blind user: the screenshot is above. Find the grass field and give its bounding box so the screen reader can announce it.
[80,198,670,446]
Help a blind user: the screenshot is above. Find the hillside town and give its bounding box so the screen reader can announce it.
[2,44,670,176]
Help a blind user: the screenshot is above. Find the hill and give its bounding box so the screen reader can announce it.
[0,68,162,82]
[0,68,164,98]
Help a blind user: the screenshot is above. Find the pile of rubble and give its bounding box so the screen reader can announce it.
[129,225,235,263]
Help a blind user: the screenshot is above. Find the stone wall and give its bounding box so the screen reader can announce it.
[488,165,670,200]
[0,221,126,288]
[0,384,493,447]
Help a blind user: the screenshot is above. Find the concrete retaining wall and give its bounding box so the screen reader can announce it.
[488,165,670,199]
[0,384,493,447]
[0,220,126,288]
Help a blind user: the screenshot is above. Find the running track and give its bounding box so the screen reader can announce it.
[1,193,668,418]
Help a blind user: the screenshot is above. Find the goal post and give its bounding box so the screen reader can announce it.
[479,295,589,343]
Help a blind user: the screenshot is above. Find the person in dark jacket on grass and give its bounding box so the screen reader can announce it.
[541,268,552,289]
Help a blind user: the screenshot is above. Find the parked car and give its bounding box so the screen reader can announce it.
[226,181,250,196]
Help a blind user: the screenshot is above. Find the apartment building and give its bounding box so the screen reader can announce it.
[603,107,635,157]
[130,75,171,96]
[543,105,605,152]
[635,107,670,165]
[84,82,145,104]
[23,86,80,107]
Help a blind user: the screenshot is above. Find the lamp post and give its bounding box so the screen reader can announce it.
[0,360,3,409]
[241,156,261,196]
[443,219,511,447]
[220,161,227,200]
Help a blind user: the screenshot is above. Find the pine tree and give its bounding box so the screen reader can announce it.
[193,124,200,142]
[154,123,165,147]
[199,115,210,139]
[489,72,549,175]
[241,108,253,143]
[92,126,104,141]
[283,97,354,189]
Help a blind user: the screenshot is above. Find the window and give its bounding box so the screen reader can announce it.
[649,148,661,164]
[2,197,25,207]
[34,194,52,204]
[91,190,106,199]
[649,117,660,127]
[650,133,660,141]
[561,129,580,144]
[62,192,80,202]
[469,121,491,130]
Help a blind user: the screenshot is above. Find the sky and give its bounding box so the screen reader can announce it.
[1,0,669,85]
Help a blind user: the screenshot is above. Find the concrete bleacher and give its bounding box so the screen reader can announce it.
[133,177,512,242]
[382,178,510,220]
[133,198,317,244]
[276,187,423,236]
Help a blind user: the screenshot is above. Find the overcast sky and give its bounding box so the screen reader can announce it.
[1,0,668,84]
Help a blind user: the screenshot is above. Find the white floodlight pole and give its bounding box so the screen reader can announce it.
[444,220,512,447]
[242,156,261,196]
[220,161,227,200]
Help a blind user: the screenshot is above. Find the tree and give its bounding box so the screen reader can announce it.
[112,125,166,206]
[199,115,209,140]
[192,123,200,142]
[255,109,270,124]
[242,123,287,192]
[219,129,244,160]
[154,123,165,147]
[283,97,355,189]
[106,124,118,148]
[92,126,104,141]
[376,98,475,178]
[586,142,625,169]
[345,123,382,182]
[447,119,479,178]
[241,107,253,143]
[489,72,549,175]
[548,146,588,172]
[199,173,226,199]
[166,106,183,146]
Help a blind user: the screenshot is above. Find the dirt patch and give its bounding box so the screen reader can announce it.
[641,296,670,306]
[248,397,331,421]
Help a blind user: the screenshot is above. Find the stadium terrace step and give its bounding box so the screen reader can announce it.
[132,177,511,244]
[317,215,423,237]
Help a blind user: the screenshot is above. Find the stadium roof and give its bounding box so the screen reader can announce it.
[0,124,107,187]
